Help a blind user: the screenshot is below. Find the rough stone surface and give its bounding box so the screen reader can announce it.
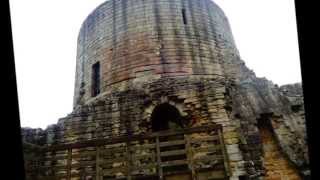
[21,127,47,145]
[21,0,309,179]
[260,125,301,180]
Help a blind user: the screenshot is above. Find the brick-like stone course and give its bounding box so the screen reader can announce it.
[73,0,238,107]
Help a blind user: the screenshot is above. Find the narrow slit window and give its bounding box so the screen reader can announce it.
[91,62,100,97]
[182,8,187,25]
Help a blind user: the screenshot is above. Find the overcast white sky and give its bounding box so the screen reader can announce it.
[10,0,301,129]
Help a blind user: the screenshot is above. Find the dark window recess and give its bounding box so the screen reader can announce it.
[91,62,100,97]
[182,8,187,24]
[291,105,301,112]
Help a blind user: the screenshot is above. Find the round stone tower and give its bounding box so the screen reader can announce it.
[73,0,239,107]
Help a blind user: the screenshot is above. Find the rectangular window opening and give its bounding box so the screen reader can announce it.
[91,62,100,97]
[182,8,187,25]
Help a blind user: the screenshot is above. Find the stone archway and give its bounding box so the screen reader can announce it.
[151,103,184,132]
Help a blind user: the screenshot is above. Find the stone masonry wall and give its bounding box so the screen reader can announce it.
[229,74,308,178]
[21,128,47,146]
[74,0,239,107]
[50,76,245,179]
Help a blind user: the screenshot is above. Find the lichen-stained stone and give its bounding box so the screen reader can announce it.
[21,0,309,179]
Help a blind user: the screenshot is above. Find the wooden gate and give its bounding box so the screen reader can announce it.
[24,124,230,180]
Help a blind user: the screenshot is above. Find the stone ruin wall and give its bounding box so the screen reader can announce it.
[47,76,245,178]
[21,0,309,179]
[22,80,308,179]
[228,76,309,179]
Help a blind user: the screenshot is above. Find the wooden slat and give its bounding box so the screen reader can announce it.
[70,161,96,168]
[101,166,127,175]
[185,135,196,179]
[130,143,156,151]
[100,147,127,156]
[159,140,185,147]
[37,154,68,161]
[156,136,163,180]
[193,155,224,163]
[72,151,96,158]
[160,160,188,167]
[189,136,220,143]
[131,163,157,171]
[160,149,186,157]
[131,153,155,160]
[96,146,101,180]
[193,145,222,153]
[99,156,127,166]
[39,164,68,171]
[43,155,68,161]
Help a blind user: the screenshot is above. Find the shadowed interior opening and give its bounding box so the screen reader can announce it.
[91,62,100,97]
[151,103,183,132]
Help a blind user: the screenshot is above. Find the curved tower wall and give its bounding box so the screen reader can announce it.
[73,0,239,107]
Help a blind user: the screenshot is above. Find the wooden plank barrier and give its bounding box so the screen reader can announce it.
[24,124,230,180]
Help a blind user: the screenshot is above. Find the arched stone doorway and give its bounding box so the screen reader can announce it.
[151,103,184,132]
